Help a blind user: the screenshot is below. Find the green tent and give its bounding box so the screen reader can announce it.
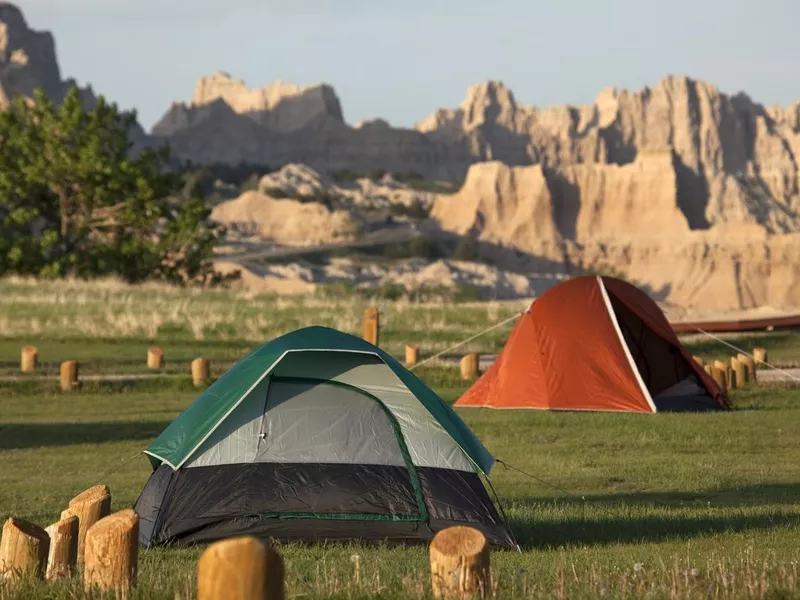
[135,326,514,548]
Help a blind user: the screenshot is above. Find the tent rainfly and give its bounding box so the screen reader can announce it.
[455,276,731,413]
[135,326,514,548]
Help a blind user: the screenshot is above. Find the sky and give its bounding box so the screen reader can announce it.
[21,0,800,132]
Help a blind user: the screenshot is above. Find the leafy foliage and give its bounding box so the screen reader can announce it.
[0,87,235,285]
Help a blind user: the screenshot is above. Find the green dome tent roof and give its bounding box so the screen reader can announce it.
[145,326,495,474]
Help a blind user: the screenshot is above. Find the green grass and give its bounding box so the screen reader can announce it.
[1,368,799,599]
[0,278,525,376]
[1,278,797,380]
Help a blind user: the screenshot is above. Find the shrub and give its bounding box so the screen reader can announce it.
[331,169,361,183]
[452,238,480,262]
[408,234,432,259]
[264,187,290,199]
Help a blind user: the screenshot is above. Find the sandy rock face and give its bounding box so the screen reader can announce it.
[153,71,343,136]
[209,190,362,245]
[256,163,434,210]
[574,234,800,311]
[431,157,800,310]
[153,73,800,225]
[430,162,562,253]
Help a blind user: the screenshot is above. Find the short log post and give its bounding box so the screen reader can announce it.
[460,354,480,380]
[713,360,731,389]
[692,355,704,368]
[405,344,419,367]
[430,526,491,599]
[45,515,78,581]
[20,346,38,373]
[703,364,712,376]
[0,518,50,583]
[739,354,757,383]
[731,358,746,390]
[753,347,768,368]
[147,347,164,369]
[711,366,727,393]
[83,510,139,597]
[60,360,79,392]
[63,484,111,564]
[197,536,285,600]
[192,358,210,387]
[363,307,380,347]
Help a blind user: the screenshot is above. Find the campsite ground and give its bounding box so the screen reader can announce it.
[1,279,799,599]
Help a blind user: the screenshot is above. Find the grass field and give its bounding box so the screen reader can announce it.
[1,279,799,599]
[1,278,798,378]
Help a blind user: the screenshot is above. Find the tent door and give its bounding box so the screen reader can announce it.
[256,376,429,522]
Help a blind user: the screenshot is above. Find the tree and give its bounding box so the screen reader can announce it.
[0,87,235,285]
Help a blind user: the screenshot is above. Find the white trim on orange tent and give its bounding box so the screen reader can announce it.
[596,275,658,413]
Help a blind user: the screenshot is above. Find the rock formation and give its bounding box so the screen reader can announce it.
[155,73,800,227]
[430,159,800,310]
[152,72,344,136]
[0,3,149,143]
[209,190,363,245]
[0,3,96,108]
[212,256,565,301]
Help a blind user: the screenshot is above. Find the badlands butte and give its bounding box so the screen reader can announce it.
[2,2,800,312]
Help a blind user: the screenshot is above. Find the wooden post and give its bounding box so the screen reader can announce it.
[363,307,379,347]
[731,358,746,390]
[20,346,37,373]
[60,360,79,392]
[147,347,164,369]
[692,355,704,368]
[739,354,757,383]
[63,484,111,564]
[197,536,285,600]
[753,347,768,368]
[703,364,712,376]
[405,344,419,367]
[711,366,727,393]
[728,369,737,390]
[0,518,50,582]
[460,354,480,380]
[45,515,78,581]
[83,510,139,597]
[713,360,731,389]
[430,526,491,599]
[192,358,210,386]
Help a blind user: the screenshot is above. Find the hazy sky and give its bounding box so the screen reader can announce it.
[22,0,800,132]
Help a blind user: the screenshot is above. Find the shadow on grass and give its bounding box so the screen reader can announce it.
[509,510,800,550]
[0,376,205,397]
[0,420,171,449]
[506,483,800,549]
[512,482,800,509]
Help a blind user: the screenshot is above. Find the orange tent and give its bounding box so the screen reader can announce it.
[455,276,731,413]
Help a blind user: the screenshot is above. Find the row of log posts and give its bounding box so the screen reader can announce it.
[694,348,766,391]
[0,485,140,596]
[194,525,490,600]
[2,494,488,599]
[18,348,213,389]
[21,348,164,375]
[19,336,771,391]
